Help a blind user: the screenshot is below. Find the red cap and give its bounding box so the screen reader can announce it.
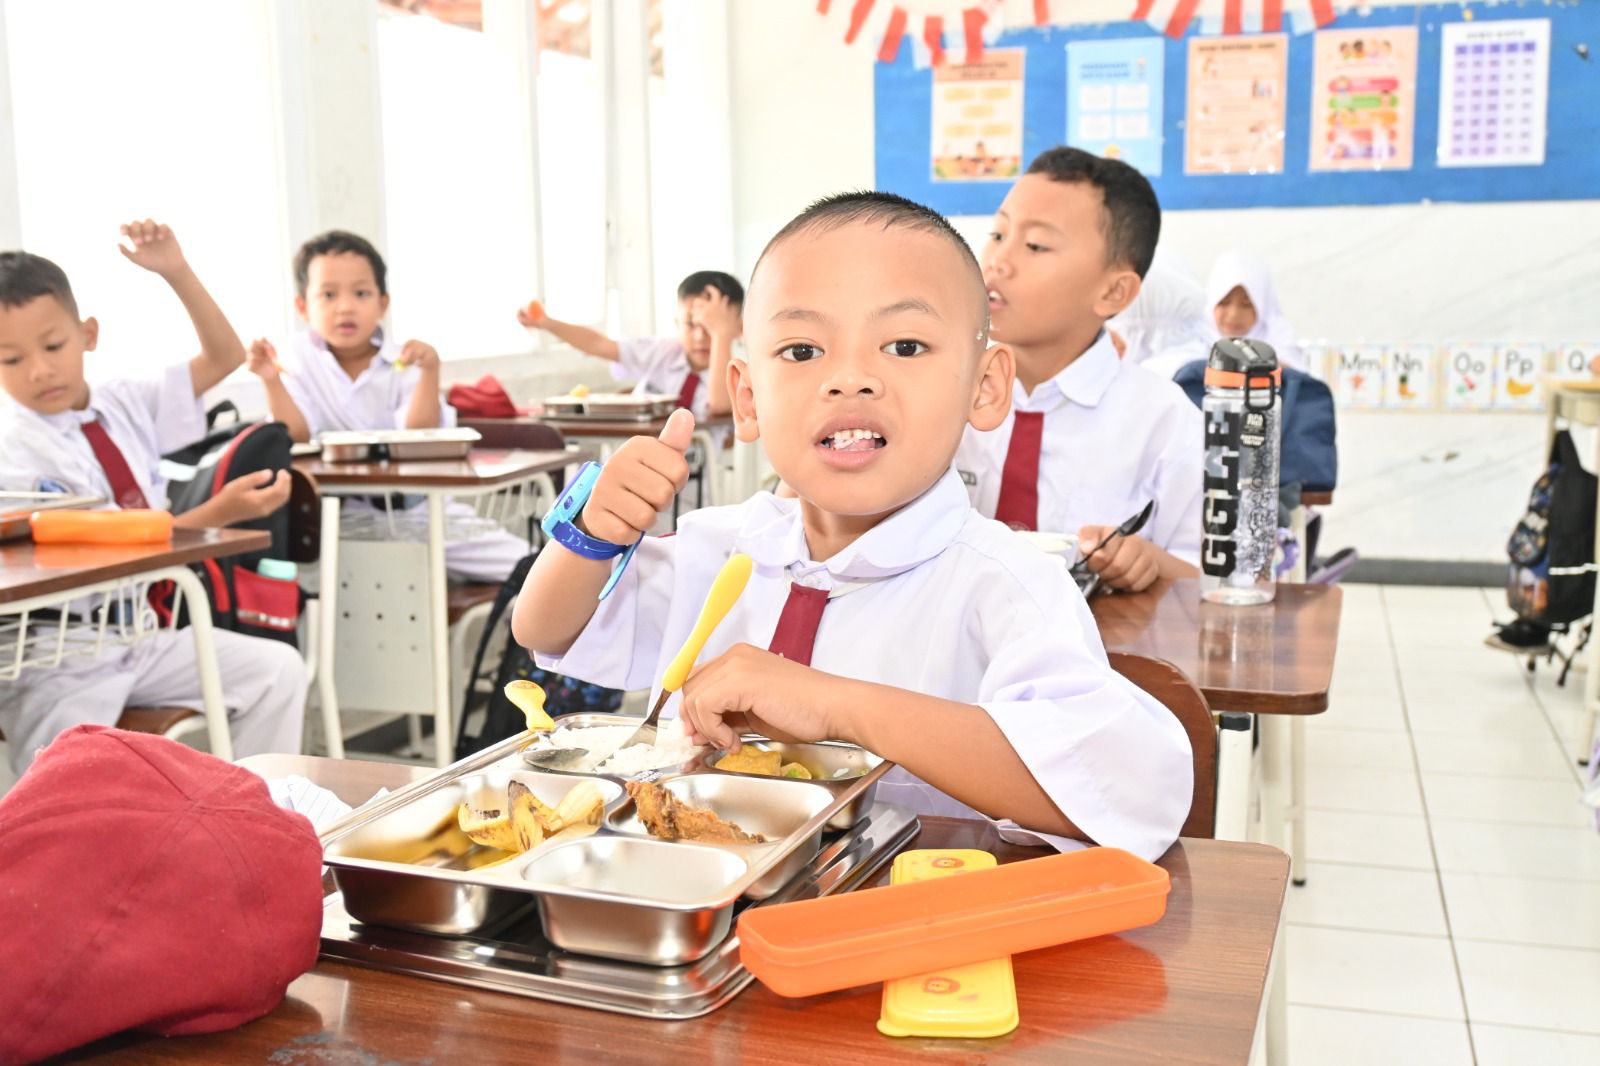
[0,725,323,1063]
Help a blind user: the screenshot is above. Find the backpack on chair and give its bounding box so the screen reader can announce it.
[454,548,624,760]
[1507,429,1597,626]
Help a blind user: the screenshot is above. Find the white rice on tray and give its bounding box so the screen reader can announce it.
[543,719,704,776]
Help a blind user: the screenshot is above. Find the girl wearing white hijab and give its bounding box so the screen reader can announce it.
[1206,249,1308,373]
[1107,259,1217,381]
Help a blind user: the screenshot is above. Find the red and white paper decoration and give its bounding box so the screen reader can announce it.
[819,0,1340,67]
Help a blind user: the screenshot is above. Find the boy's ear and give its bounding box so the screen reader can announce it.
[728,356,761,444]
[293,294,307,320]
[81,316,99,352]
[1093,269,1142,320]
[969,343,1014,433]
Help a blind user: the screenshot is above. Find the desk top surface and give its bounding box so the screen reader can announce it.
[0,528,269,606]
[92,755,1290,1066]
[294,447,582,489]
[1092,578,1343,714]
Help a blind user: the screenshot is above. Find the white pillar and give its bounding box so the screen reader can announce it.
[600,0,657,337]
[0,3,24,249]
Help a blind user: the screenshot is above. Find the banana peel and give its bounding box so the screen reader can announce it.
[456,778,607,864]
[504,680,555,733]
[457,800,521,852]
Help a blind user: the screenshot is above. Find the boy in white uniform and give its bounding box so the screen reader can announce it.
[0,223,306,774]
[518,271,743,420]
[514,193,1191,860]
[953,147,1203,593]
[249,231,528,584]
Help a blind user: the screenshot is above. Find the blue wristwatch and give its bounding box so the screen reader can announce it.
[542,462,627,561]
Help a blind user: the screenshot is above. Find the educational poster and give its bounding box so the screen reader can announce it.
[1382,344,1436,409]
[1185,35,1288,175]
[1552,344,1600,381]
[1309,27,1418,172]
[1331,345,1385,409]
[1444,344,1495,409]
[1437,18,1551,168]
[931,50,1025,182]
[1066,38,1165,176]
[1493,343,1544,410]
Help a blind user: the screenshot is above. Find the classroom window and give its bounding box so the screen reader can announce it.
[376,6,537,360]
[3,0,289,385]
[537,0,608,330]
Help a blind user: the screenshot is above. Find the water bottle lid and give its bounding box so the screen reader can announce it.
[1207,337,1279,376]
[257,559,298,581]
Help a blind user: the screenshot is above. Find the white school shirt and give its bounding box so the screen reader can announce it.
[0,362,204,506]
[613,337,709,418]
[538,468,1193,861]
[281,329,457,435]
[953,331,1205,565]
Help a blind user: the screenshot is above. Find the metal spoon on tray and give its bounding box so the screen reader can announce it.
[500,679,588,769]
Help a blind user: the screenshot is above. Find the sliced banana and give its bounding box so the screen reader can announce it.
[457,801,521,852]
[553,780,606,829]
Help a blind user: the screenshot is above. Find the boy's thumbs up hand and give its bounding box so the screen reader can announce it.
[578,409,697,547]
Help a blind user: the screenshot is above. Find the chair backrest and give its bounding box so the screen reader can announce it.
[1108,651,1217,838]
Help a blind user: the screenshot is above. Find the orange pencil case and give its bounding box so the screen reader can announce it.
[739,847,1170,998]
[30,509,173,545]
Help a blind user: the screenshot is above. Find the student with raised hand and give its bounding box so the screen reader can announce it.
[518,271,742,418]
[513,191,1191,861]
[1207,248,1309,374]
[0,225,306,774]
[953,146,1203,593]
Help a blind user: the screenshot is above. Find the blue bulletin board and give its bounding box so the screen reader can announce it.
[874,1,1600,214]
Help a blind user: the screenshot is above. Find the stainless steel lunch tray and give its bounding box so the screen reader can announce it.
[320,801,919,1019]
[321,721,894,966]
[318,428,482,462]
[541,392,678,420]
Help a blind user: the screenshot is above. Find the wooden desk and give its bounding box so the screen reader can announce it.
[294,449,589,766]
[0,529,270,760]
[0,528,267,606]
[1092,578,1342,716]
[82,814,1287,1065]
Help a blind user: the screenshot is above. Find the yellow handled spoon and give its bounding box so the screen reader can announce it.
[619,552,753,751]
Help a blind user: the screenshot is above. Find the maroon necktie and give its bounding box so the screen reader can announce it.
[993,410,1044,531]
[767,584,829,666]
[80,418,151,509]
[675,371,701,412]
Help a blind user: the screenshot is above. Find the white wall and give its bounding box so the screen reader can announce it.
[724,0,1586,564]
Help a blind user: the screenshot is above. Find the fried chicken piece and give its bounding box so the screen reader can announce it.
[625,781,766,844]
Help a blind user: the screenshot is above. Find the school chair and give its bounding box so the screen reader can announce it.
[1107,651,1217,838]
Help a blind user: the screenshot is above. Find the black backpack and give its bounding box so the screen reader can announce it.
[1507,430,1597,626]
[454,548,624,760]
[163,408,311,647]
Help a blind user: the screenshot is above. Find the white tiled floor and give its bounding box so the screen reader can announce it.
[1289,584,1600,1065]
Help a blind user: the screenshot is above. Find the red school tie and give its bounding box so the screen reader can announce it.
[675,371,702,412]
[767,583,829,667]
[80,418,151,510]
[993,410,1044,531]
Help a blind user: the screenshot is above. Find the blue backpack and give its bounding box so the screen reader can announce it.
[1173,360,1338,493]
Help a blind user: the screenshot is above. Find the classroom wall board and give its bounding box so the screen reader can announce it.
[873,1,1600,213]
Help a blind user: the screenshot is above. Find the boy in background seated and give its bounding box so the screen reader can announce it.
[514,193,1190,859]
[954,147,1202,592]
[518,271,742,420]
[248,230,528,584]
[0,224,305,774]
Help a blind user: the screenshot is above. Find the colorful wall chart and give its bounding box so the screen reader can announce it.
[931,49,1025,182]
[1382,344,1436,408]
[1331,344,1386,409]
[1437,18,1550,168]
[1184,34,1288,175]
[1066,37,1165,177]
[1309,27,1418,172]
[1493,343,1543,410]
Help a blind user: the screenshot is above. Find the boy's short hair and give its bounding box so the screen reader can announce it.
[1026,147,1161,279]
[677,270,744,311]
[756,190,988,339]
[0,252,79,318]
[292,230,388,297]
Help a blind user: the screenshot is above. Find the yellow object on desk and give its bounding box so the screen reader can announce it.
[876,849,1020,1040]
